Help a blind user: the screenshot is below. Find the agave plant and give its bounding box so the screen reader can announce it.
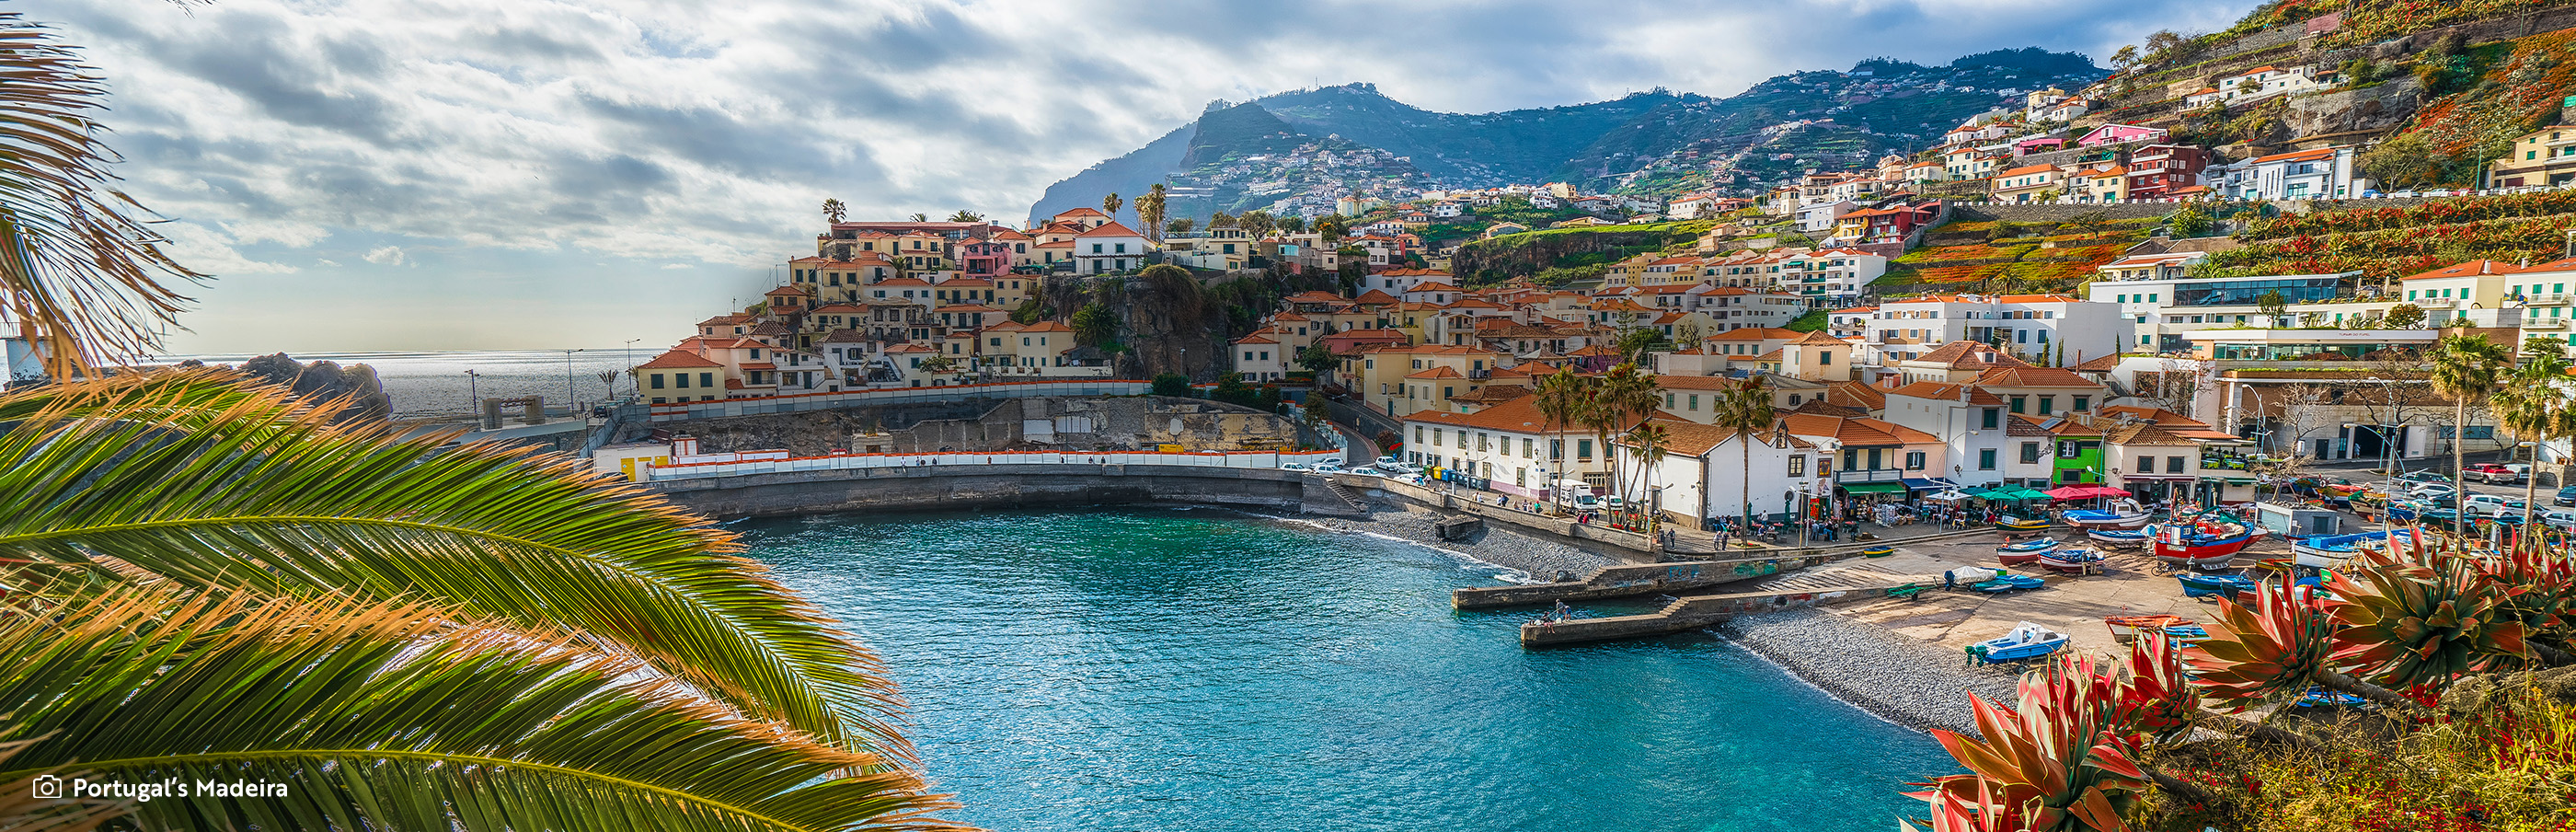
[2325,546,2530,688]
[2112,631,2201,743]
[2480,537,2576,663]
[1913,654,2149,832]
[2183,578,2418,711]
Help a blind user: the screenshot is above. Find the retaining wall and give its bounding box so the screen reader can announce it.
[648,462,1340,518]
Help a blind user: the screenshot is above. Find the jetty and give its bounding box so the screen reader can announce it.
[1517,556,1940,647]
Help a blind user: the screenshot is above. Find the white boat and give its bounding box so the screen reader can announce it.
[2062,498,2153,529]
[1969,621,2069,664]
[2291,529,2412,568]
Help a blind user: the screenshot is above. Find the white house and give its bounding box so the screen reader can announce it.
[1072,221,1153,274]
[1401,396,1605,497]
[1617,421,1828,527]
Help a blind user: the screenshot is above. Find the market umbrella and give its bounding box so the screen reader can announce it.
[1925,490,1971,502]
[1999,487,2055,502]
[2043,485,2094,501]
[1962,487,2008,500]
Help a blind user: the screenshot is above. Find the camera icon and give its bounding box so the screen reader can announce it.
[32,774,60,799]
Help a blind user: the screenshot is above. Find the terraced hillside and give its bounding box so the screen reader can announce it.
[1873,218,2162,295]
[2199,190,2576,280]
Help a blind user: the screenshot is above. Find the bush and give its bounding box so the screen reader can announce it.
[1150,373,1190,397]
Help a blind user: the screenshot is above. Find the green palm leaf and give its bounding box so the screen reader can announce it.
[0,373,900,753]
[0,589,964,832]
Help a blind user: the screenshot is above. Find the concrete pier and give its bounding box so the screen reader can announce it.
[1518,584,1908,648]
[1452,557,1817,609]
[647,462,1344,517]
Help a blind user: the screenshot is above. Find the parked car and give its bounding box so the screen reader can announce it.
[2464,463,2524,483]
[2543,509,2576,531]
[2406,481,2458,498]
[1280,462,1312,472]
[2393,470,2449,484]
[2506,463,2533,480]
[1375,455,1401,468]
[2462,494,2522,516]
[2556,485,2576,506]
[1313,460,1347,474]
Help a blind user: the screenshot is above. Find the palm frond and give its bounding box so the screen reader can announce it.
[0,373,902,753]
[0,589,966,832]
[0,14,202,376]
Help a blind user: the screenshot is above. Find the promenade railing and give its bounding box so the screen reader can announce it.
[644,379,1153,422]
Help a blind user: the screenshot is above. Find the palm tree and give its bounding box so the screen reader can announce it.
[822,197,848,225]
[1533,367,1591,508]
[948,210,983,223]
[1101,192,1122,217]
[1713,377,1776,527]
[0,375,960,829]
[1137,184,1168,243]
[2490,350,2572,531]
[1623,422,1671,535]
[0,18,201,378]
[0,17,955,827]
[2430,333,2512,539]
[1596,364,1662,523]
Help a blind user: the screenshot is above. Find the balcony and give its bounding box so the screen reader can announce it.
[2413,297,2457,309]
[2524,293,2573,306]
[2526,318,2568,330]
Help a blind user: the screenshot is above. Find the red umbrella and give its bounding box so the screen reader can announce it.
[2043,485,2094,500]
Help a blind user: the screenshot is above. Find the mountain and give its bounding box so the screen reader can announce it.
[1028,51,2104,225]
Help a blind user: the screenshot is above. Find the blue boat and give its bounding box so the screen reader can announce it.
[1969,573,2047,594]
[2295,688,2371,709]
[1968,621,2069,664]
[2086,526,2149,547]
[1996,537,2058,567]
[2177,572,2257,598]
[2163,623,2209,641]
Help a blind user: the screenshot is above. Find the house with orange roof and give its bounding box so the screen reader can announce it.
[1880,379,2036,487]
[1618,419,1828,526]
[1234,332,1289,382]
[2400,260,2522,326]
[2066,165,2130,202]
[1353,344,1512,417]
[1780,412,1949,500]
[1398,396,1606,498]
[636,348,726,405]
[1071,221,1153,274]
[1989,163,2064,203]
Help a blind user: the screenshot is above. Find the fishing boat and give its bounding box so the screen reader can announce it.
[2295,688,2371,709]
[1968,621,2069,664]
[2163,623,2209,641]
[2176,572,2257,598]
[2289,529,2411,569]
[1857,545,1898,558]
[1969,573,2047,594]
[1995,515,2052,532]
[2086,526,2149,548]
[1995,537,2059,566]
[2061,498,2153,529]
[2036,548,2107,573]
[2104,614,2191,643]
[2149,519,2266,568]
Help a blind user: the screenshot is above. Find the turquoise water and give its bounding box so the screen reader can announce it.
[749,508,1954,832]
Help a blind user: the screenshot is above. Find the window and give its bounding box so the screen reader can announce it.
[2038,396,2054,415]
[2133,455,2148,472]
[1788,456,1805,476]
[2167,456,2186,473]
[1979,449,1997,470]
[1981,409,1999,430]
[2010,396,2027,414]
[1578,439,1593,460]
[1523,438,1535,457]
[1905,452,1926,470]
[1550,439,1563,460]
[2020,442,2041,464]
[1414,426,1424,445]
[650,375,665,389]
[1819,352,1831,365]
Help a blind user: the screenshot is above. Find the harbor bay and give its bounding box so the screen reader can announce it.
[751,508,1955,832]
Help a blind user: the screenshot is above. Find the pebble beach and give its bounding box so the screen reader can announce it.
[1721,607,2020,734]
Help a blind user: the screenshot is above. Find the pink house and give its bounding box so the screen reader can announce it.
[2075,123,2169,147]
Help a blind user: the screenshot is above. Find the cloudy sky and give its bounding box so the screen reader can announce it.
[26,0,2257,354]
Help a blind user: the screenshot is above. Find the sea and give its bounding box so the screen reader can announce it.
[151,349,648,419]
[750,508,1956,832]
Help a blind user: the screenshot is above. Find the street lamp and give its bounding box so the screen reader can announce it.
[558,349,585,416]
[624,338,642,397]
[463,369,480,427]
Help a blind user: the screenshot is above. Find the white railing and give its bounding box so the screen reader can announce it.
[2526,318,2568,330]
[646,379,1152,422]
[642,448,1346,482]
[2413,297,2458,310]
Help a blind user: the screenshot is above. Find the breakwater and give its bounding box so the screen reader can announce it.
[647,462,1361,517]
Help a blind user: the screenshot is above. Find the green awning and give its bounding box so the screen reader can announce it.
[1840,481,1905,494]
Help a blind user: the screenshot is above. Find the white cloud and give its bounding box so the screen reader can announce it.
[316,259,341,267]
[161,221,301,274]
[362,246,407,266]
[661,263,693,270]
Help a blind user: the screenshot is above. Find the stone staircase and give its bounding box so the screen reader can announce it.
[1740,560,1929,595]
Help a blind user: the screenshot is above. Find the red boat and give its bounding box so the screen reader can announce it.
[2149,523,2265,566]
[1996,537,2057,567]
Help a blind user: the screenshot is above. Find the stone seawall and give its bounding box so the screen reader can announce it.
[649,463,1336,517]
